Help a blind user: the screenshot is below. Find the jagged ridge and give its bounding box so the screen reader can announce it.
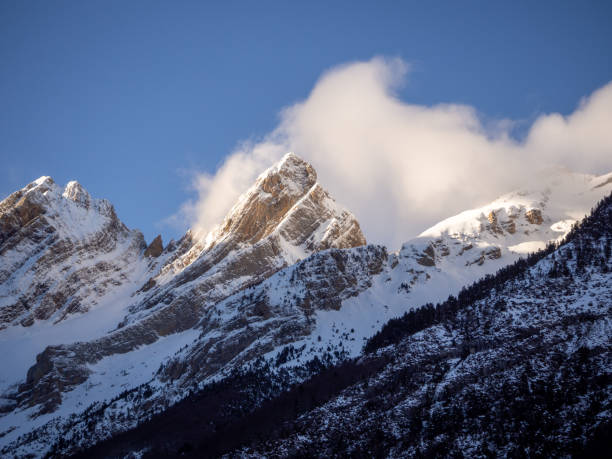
[0,153,367,425]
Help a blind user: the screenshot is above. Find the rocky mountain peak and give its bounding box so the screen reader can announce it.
[260,152,317,194]
[1,156,367,418]
[1,177,113,230]
[62,181,92,209]
[1,162,609,456]
[31,175,55,189]
[0,176,59,248]
[158,152,365,280]
[212,152,318,246]
[15,175,62,202]
[16,176,57,197]
[144,234,164,257]
[0,176,147,331]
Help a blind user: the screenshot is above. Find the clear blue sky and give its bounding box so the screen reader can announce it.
[1,0,611,243]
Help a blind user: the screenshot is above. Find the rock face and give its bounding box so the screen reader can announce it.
[160,245,387,386]
[525,208,543,225]
[387,171,612,302]
[24,181,612,459]
[8,153,368,415]
[0,163,609,457]
[211,152,318,245]
[0,177,147,330]
[156,153,365,282]
[144,235,163,257]
[235,195,612,458]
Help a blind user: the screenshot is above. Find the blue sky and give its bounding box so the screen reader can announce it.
[1,1,611,244]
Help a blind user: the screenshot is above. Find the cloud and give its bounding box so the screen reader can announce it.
[182,57,612,249]
[526,82,612,173]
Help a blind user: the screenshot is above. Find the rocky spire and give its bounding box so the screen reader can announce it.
[213,152,319,246]
[144,234,164,257]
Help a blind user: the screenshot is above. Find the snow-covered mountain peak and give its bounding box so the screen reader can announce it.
[263,151,317,190]
[0,156,367,421]
[1,176,120,238]
[32,175,55,187]
[209,152,318,246]
[420,170,611,241]
[159,153,364,279]
[380,169,612,313]
[5,175,60,205]
[0,176,147,332]
[62,180,92,209]
[1,163,609,456]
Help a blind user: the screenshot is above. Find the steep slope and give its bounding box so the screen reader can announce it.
[238,192,611,458]
[1,161,608,458]
[157,244,387,388]
[179,170,612,374]
[81,192,610,458]
[205,169,612,369]
[0,177,147,329]
[127,152,365,325]
[2,245,388,458]
[155,151,364,284]
[0,153,367,455]
[6,174,609,458]
[350,170,612,326]
[0,178,155,409]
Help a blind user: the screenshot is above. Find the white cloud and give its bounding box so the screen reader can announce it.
[182,57,612,248]
[526,82,612,173]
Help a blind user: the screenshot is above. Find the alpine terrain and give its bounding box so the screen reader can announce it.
[0,153,610,458]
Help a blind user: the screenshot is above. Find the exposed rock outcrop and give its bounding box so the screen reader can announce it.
[466,246,502,266]
[1,166,610,457]
[0,177,146,330]
[525,208,543,225]
[14,153,368,413]
[416,244,436,267]
[144,235,163,258]
[160,245,387,385]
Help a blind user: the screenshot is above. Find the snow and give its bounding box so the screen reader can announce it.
[33,176,53,186]
[0,177,153,403]
[260,169,612,367]
[421,169,610,240]
[31,177,111,241]
[150,167,612,382]
[0,253,151,395]
[1,164,610,456]
[0,328,200,450]
[276,234,309,266]
[508,241,547,254]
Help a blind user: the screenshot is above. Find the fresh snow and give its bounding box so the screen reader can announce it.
[0,328,200,451]
[1,165,610,457]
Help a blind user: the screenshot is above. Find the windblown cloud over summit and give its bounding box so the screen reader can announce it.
[182,57,612,249]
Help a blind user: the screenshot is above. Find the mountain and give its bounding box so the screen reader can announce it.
[0,176,147,330]
[0,153,367,454]
[0,155,609,458]
[76,190,612,458]
[384,170,612,306]
[0,177,153,417]
[234,191,612,458]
